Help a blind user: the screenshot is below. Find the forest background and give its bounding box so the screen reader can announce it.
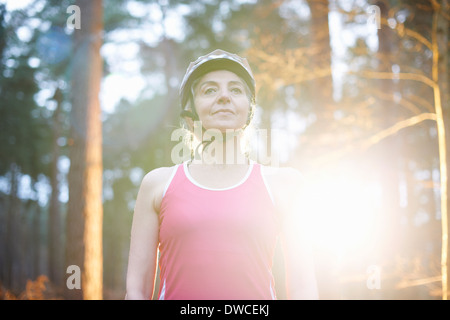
[0,0,449,300]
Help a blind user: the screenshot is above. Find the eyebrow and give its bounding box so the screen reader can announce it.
[197,80,245,90]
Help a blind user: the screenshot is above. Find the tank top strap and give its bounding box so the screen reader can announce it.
[249,161,276,206]
[162,163,184,198]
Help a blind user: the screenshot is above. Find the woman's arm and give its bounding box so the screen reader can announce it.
[125,168,167,300]
[270,167,319,300]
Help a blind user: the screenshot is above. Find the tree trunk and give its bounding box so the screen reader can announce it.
[375,0,402,282]
[5,163,20,292]
[434,0,449,300]
[306,0,333,111]
[32,203,41,280]
[65,0,103,300]
[48,88,63,287]
[306,0,340,300]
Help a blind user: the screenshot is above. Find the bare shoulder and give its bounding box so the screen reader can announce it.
[261,164,307,214]
[137,165,179,213]
[141,165,178,189]
[261,165,305,189]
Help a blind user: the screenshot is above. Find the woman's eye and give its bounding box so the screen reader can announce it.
[231,87,243,94]
[204,87,217,95]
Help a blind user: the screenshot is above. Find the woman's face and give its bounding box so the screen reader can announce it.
[192,70,251,133]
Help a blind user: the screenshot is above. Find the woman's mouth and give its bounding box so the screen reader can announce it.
[212,108,234,115]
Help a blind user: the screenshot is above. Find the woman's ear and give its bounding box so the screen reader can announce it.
[181,109,195,131]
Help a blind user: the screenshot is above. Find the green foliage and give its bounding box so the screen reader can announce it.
[0,9,51,179]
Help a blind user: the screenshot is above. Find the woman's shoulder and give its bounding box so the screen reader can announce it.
[140,164,180,189]
[260,164,308,213]
[260,164,305,188]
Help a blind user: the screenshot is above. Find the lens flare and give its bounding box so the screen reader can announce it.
[303,170,382,263]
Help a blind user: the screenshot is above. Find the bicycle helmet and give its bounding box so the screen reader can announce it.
[179,49,256,116]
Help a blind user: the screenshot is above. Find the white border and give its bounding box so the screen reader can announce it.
[183,161,255,191]
[162,165,180,198]
[260,165,276,205]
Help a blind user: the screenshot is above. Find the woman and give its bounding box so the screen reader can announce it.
[125,49,318,300]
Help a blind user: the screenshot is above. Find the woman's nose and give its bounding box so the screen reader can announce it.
[217,89,231,103]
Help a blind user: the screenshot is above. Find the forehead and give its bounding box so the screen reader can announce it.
[197,69,244,84]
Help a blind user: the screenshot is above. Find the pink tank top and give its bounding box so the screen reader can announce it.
[157,161,280,300]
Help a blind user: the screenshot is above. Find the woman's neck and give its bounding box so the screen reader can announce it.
[192,130,248,166]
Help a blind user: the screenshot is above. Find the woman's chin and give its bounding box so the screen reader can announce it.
[202,122,246,133]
